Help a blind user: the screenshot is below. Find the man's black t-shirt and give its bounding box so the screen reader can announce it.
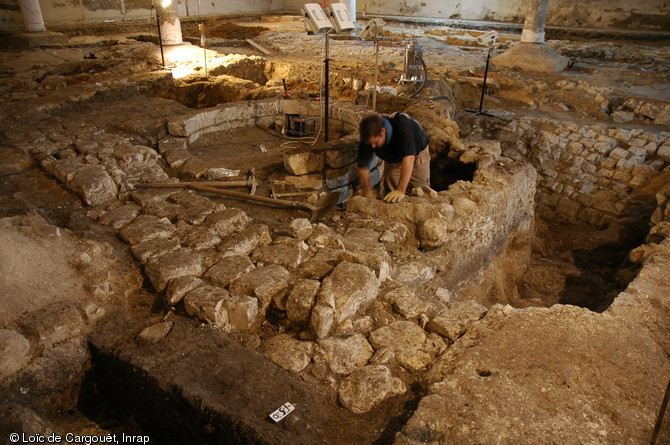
[357,112,429,167]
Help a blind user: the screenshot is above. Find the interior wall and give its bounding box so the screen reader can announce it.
[2,0,668,31]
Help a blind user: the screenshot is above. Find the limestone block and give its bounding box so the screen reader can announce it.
[317,334,374,375]
[369,321,433,372]
[427,300,488,342]
[131,237,181,264]
[218,224,272,258]
[284,173,323,190]
[254,99,280,117]
[260,334,313,373]
[69,164,118,206]
[289,218,313,240]
[284,150,324,175]
[0,329,31,381]
[325,145,357,169]
[229,264,291,313]
[340,250,391,281]
[311,304,336,339]
[307,223,345,249]
[137,321,173,344]
[205,255,255,287]
[120,215,176,246]
[294,260,335,280]
[184,286,230,326]
[417,217,450,248]
[317,261,379,324]
[286,279,320,324]
[338,365,406,414]
[452,197,477,214]
[98,202,141,229]
[204,208,252,238]
[176,225,221,249]
[393,261,435,283]
[611,110,635,123]
[17,303,84,348]
[157,137,187,154]
[163,147,191,168]
[165,275,203,306]
[145,248,206,292]
[609,147,629,160]
[179,157,212,179]
[658,145,670,162]
[225,295,258,331]
[387,286,435,319]
[251,239,309,269]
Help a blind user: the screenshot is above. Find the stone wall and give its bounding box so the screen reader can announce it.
[497,118,669,227]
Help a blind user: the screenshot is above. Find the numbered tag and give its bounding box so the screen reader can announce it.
[269,402,295,422]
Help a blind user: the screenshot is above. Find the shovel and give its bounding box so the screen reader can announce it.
[136,183,340,222]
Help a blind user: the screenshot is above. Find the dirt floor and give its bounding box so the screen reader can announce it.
[0,13,669,445]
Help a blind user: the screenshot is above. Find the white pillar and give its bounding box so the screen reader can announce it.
[18,0,46,32]
[341,0,356,22]
[521,0,549,43]
[156,0,183,45]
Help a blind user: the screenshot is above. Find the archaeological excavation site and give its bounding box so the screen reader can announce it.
[1,0,669,443]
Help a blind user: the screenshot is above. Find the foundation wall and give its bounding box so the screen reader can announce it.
[499,118,669,227]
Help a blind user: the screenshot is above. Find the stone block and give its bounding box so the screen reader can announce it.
[310,304,335,339]
[252,238,309,269]
[218,224,272,257]
[289,218,313,240]
[286,279,320,324]
[658,145,670,162]
[70,164,118,206]
[131,238,181,264]
[225,295,258,330]
[426,300,487,342]
[204,208,252,238]
[184,286,230,326]
[205,255,255,287]
[338,365,406,414]
[176,225,221,249]
[0,329,31,381]
[98,202,141,229]
[17,303,84,348]
[317,334,374,375]
[145,248,206,292]
[284,150,324,175]
[325,145,357,169]
[609,147,628,160]
[120,215,176,246]
[317,261,379,324]
[369,321,433,372]
[165,275,203,306]
[229,264,291,314]
[260,334,313,373]
[137,321,173,344]
[284,173,323,190]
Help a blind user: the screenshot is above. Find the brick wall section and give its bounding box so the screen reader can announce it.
[503,118,669,227]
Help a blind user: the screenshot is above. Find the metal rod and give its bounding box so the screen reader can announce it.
[155,7,165,67]
[372,36,379,111]
[478,46,492,113]
[324,31,330,142]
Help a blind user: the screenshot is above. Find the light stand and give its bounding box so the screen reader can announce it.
[359,18,385,112]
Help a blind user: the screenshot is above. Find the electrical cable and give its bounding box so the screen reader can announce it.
[409,54,428,99]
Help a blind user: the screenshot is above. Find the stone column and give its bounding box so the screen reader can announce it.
[521,0,548,43]
[341,0,356,22]
[155,0,183,45]
[18,0,46,32]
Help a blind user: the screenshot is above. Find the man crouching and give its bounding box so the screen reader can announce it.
[357,112,431,203]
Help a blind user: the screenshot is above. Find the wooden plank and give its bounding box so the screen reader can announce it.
[245,38,272,55]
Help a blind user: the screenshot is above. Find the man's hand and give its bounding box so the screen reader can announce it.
[383,190,405,203]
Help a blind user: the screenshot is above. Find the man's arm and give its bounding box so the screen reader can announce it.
[358,166,376,198]
[396,155,415,194]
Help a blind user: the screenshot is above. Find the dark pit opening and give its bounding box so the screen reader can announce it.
[430,152,476,191]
